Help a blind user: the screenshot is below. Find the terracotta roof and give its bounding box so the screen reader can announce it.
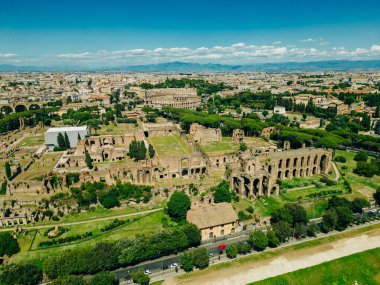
[186,203,238,229]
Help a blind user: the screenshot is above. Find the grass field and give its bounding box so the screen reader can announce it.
[200,137,239,153]
[15,152,61,181]
[254,195,284,217]
[149,134,192,156]
[335,150,380,196]
[97,124,135,135]
[12,210,166,265]
[18,135,45,147]
[251,247,380,285]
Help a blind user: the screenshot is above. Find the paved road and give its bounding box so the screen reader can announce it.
[117,210,380,284]
[0,208,163,232]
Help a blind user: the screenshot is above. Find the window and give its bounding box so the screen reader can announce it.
[209,232,213,239]
[221,229,225,235]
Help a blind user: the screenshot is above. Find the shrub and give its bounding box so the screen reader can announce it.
[334,155,346,163]
[226,244,238,258]
[249,231,268,251]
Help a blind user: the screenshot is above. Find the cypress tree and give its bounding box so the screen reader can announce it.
[64,132,70,149]
[4,162,11,179]
[149,144,155,158]
[57,133,65,148]
[85,151,93,169]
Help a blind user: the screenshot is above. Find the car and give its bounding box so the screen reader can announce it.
[170,263,178,268]
[144,269,151,275]
[217,244,226,251]
[209,253,214,257]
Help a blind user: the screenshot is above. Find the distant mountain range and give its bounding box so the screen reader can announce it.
[1,60,380,73]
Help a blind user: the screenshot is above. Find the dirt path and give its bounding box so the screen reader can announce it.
[167,227,380,285]
[331,161,340,181]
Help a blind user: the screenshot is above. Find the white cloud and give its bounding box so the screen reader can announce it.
[0,53,17,57]
[232,42,246,47]
[57,52,91,58]
[300,38,317,43]
[371,44,380,52]
[272,41,282,45]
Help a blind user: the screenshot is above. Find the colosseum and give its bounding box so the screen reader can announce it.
[144,88,201,110]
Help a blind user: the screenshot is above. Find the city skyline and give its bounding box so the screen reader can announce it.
[1,0,380,67]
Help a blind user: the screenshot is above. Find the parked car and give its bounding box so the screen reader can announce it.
[217,244,226,251]
[144,269,151,275]
[170,263,178,268]
[209,253,214,257]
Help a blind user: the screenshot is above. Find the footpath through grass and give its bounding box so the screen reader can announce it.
[251,247,380,285]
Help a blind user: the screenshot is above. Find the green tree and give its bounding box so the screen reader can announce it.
[239,142,247,151]
[180,252,194,272]
[272,221,292,242]
[57,132,65,148]
[167,191,191,222]
[213,182,231,203]
[226,244,238,258]
[64,132,71,148]
[334,206,353,231]
[131,268,149,285]
[0,232,20,257]
[354,151,368,162]
[4,161,11,179]
[374,188,380,206]
[192,247,209,269]
[148,144,155,158]
[267,230,280,247]
[0,180,7,195]
[85,151,93,169]
[321,208,338,232]
[90,271,119,285]
[51,275,86,285]
[351,198,370,213]
[0,263,42,285]
[249,231,268,251]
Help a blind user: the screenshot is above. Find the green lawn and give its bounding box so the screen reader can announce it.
[251,247,380,285]
[282,184,344,201]
[335,150,380,197]
[149,134,192,156]
[200,137,239,153]
[254,196,284,217]
[12,210,166,265]
[97,124,135,135]
[19,135,45,147]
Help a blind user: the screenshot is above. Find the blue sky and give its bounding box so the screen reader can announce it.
[0,0,380,66]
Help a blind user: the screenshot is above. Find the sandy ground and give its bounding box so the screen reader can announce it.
[166,227,380,285]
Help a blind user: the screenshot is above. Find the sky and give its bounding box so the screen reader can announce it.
[0,0,380,67]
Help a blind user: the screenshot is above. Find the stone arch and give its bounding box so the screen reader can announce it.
[285,169,289,178]
[262,176,268,195]
[306,168,309,176]
[278,160,282,168]
[300,169,304,177]
[253,178,260,196]
[182,169,189,177]
[314,156,318,164]
[15,105,27,113]
[320,154,328,173]
[301,157,304,167]
[307,156,310,166]
[278,171,282,179]
[293,169,297,177]
[29,104,40,111]
[0,105,13,114]
[312,167,317,174]
[201,167,206,174]
[268,165,272,174]
[286,158,290,168]
[243,176,251,197]
[144,131,149,138]
[293,157,298,167]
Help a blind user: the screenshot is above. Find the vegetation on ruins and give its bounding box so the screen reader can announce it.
[212,180,231,203]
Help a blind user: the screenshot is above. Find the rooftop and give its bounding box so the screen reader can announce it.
[45,126,88,133]
[186,202,238,229]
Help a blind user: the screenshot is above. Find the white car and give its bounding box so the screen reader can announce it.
[144,269,151,275]
[170,263,178,268]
